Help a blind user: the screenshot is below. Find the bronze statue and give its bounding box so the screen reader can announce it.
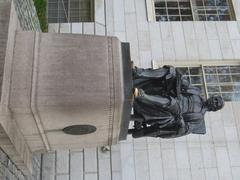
[128,66,224,138]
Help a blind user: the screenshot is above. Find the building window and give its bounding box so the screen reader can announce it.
[154,0,235,21]
[176,65,240,101]
[48,0,94,23]
[191,0,234,21]
[155,0,193,21]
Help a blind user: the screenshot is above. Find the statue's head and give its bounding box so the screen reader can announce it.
[206,95,224,112]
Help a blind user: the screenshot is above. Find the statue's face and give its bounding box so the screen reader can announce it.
[206,95,224,111]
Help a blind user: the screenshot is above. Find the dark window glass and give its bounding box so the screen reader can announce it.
[220,85,233,92]
[222,93,233,101]
[197,10,206,14]
[180,9,192,15]
[156,16,168,21]
[179,1,191,8]
[48,0,94,23]
[155,8,167,15]
[168,9,180,15]
[206,75,218,83]
[167,2,179,7]
[181,16,194,20]
[204,67,217,74]
[230,66,240,73]
[191,0,234,21]
[195,0,204,6]
[176,65,240,102]
[169,16,181,21]
[233,93,240,101]
[155,0,193,21]
[232,75,240,82]
[207,15,219,21]
[217,66,230,74]
[190,67,202,75]
[198,15,207,20]
[207,85,220,92]
[219,15,230,20]
[234,85,240,91]
[218,75,231,82]
[155,2,166,7]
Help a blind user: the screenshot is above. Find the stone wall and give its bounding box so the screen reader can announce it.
[0,148,41,180]
[0,0,42,179]
[13,0,41,31]
[0,148,25,180]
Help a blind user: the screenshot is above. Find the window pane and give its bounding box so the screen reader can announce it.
[197,15,207,20]
[180,9,192,15]
[218,75,231,82]
[155,9,167,15]
[48,10,58,18]
[206,10,217,14]
[190,67,202,75]
[222,93,233,101]
[233,85,240,92]
[168,9,180,15]
[48,0,93,23]
[217,0,228,6]
[155,2,166,7]
[155,0,193,21]
[169,16,181,21]
[174,65,240,101]
[207,85,220,92]
[208,92,221,97]
[207,15,219,21]
[204,67,217,74]
[232,93,240,101]
[219,15,230,20]
[197,10,206,14]
[220,85,233,92]
[167,2,179,7]
[206,75,218,83]
[203,65,240,101]
[191,0,235,21]
[230,66,240,73]
[179,2,191,8]
[156,16,168,21]
[194,0,204,6]
[232,75,240,82]
[48,3,58,10]
[204,0,215,6]
[217,66,230,74]
[181,16,194,20]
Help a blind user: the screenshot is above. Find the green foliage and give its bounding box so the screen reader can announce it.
[33,0,48,32]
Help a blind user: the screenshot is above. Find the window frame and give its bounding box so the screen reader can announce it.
[152,60,240,101]
[47,0,95,24]
[146,0,236,22]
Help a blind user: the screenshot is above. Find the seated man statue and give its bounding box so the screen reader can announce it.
[128,66,224,138]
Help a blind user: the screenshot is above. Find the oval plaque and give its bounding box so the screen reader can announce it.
[63,125,96,135]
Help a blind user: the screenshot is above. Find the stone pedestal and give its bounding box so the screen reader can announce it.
[0,1,132,175]
[6,31,132,151]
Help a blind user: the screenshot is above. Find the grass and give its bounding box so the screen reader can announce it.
[33,0,48,32]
